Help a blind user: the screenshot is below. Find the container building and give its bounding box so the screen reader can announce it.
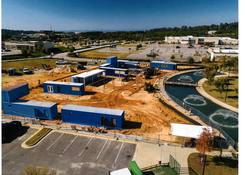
[2,100,58,120]
[150,60,177,70]
[99,66,128,77]
[2,83,29,103]
[71,69,105,85]
[117,60,139,69]
[61,104,124,129]
[107,56,118,67]
[43,81,85,96]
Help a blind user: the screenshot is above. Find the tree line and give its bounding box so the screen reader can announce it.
[2,22,238,42]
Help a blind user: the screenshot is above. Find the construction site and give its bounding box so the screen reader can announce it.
[2,56,189,143]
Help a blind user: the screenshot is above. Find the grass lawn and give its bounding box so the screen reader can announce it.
[2,58,58,70]
[79,47,140,59]
[188,153,238,175]
[25,128,52,146]
[203,78,238,108]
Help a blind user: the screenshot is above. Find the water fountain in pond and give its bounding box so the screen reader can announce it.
[193,70,204,77]
[183,94,207,106]
[177,75,194,83]
[209,109,238,128]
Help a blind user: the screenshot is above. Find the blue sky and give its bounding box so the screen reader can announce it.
[2,0,238,31]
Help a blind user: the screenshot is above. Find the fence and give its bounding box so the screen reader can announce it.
[167,93,237,149]
[169,154,181,174]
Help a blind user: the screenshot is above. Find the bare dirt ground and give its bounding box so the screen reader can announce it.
[15,70,189,142]
[2,66,98,89]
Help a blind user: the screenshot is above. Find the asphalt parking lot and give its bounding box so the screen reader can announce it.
[2,128,136,175]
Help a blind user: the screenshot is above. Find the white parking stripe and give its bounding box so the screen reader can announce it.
[96,140,108,160]
[62,135,78,154]
[78,137,94,157]
[113,142,124,166]
[46,133,64,151]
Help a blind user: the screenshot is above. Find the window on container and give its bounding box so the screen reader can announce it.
[72,87,80,91]
[47,85,54,93]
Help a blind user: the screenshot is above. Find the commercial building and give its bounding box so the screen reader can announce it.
[150,61,177,70]
[4,41,54,52]
[2,83,29,103]
[207,47,238,61]
[43,81,85,96]
[165,36,238,45]
[2,100,58,120]
[61,104,125,129]
[71,69,105,85]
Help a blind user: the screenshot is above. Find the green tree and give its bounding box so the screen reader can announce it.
[136,44,143,50]
[170,55,175,60]
[187,57,194,64]
[204,65,218,84]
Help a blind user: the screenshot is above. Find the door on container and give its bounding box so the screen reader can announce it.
[47,85,54,93]
[111,118,116,128]
[35,109,47,119]
[101,116,106,127]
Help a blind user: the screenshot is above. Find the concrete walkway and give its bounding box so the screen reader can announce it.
[133,142,233,175]
[197,78,238,113]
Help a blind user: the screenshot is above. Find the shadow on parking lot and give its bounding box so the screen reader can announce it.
[123,120,142,129]
[2,121,29,144]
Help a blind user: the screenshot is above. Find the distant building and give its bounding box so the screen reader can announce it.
[4,41,54,52]
[207,47,238,61]
[208,30,217,35]
[165,36,238,45]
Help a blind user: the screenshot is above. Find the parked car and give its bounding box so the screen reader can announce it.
[22,68,33,74]
[176,45,181,49]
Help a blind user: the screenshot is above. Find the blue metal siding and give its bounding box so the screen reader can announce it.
[2,101,57,120]
[61,107,124,129]
[2,83,29,102]
[107,56,118,67]
[43,83,84,96]
[150,62,177,70]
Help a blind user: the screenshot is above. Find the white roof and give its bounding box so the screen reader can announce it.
[62,104,124,116]
[151,60,176,65]
[44,81,84,86]
[13,100,57,107]
[171,123,212,139]
[72,69,105,79]
[110,168,131,175]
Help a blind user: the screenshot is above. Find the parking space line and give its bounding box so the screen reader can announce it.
[78,137,94,157]
[113,142,124,166]
[96,139,108,160]
[62,135,78,154]
[46,133,64,151]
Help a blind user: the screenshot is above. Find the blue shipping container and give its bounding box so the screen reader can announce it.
[2,100,58,120]
[61,105,124,129]
[43,81,85,96]
[100,67,128,77]
[107,56,118,67]
[2,83,29,103]
[150,61,177,70]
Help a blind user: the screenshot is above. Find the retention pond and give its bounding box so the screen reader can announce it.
[165,70,238,146]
